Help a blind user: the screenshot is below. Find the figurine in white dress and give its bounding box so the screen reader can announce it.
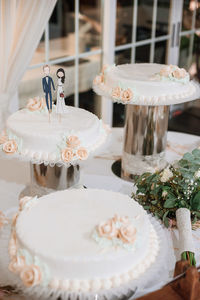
[56,68,66,122]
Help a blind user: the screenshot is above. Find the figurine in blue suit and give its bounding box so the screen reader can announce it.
[42,65,55,115]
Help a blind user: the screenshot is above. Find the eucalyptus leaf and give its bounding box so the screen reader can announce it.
[191,191,200,211]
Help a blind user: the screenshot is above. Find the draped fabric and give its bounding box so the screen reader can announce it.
[0,0,57,129]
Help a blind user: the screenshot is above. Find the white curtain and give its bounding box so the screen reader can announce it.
[0,0,57,129]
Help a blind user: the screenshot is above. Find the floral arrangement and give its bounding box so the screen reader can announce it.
[132,148,200,228]
[158,65,189,83]
[92,214,137,250]
[26,97,46,112]
[0,130,21,155]
[59,135,88,163]
[8,196,49,288]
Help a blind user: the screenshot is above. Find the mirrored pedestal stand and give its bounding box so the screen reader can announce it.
[19,163,80,198]
[121,104,169,181]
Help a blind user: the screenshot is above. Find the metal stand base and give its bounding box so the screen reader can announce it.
[121,104,169,181]
[20,163,81,198]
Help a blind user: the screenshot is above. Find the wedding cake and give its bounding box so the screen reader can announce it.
[93,63,198,105]
[0,99,107,165]
[8,189,159,293]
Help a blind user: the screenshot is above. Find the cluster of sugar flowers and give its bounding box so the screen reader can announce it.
[61,135,88,163]
[96,214,137,244]
[159,65,188,80]
[112,86,133,103]
[0,131,18,155]
[93,65,108,86]
[26,97,45,112]
[8,196,42,288]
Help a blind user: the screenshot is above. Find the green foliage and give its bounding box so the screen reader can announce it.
[132,148,200,227]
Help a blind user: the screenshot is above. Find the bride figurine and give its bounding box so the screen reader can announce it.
[56,68,66,122]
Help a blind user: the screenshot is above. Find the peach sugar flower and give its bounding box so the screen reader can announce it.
[118,224,137,244]
[121,88,133,102]
[20,265,42,287]
[101,64,109,74]
[26,97,45,112]
[97,219,118,239]
[9,255,26,274]
[61,147,74,162]
[159,66,172,77]
[172,68,187,79]
[11,212,19,227]
[8,233,17,258]
[93,75,104,85]
[112,214,129,224]
[76,147,88,160]
[2,140,18,154]
[112,87,122,99]
[66,136,80,149]
[0,131,8,145]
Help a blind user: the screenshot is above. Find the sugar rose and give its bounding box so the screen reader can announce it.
[9,256,26,274]
[172,68,187,79]
[159,66,172,77]
[3,140,18,154]
[112,214,129,224]
[77,147,88,160]
[27,97,44,112]
[112,87,122,99]
[93,75,104,85]
[20,265,42,287]
[66,136,80,149]
[8,235,17,258]
[119,224,137,244]
[121,88,133,102]
[98,219,118,239]
[61,148,74,162]
[0,132,7,145]
[11,212,19,227]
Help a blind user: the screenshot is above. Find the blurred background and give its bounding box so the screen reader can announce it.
[19,0,200,134]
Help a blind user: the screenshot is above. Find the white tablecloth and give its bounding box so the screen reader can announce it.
[0,129,200,299]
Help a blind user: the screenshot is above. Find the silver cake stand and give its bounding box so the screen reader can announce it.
[93,79,200,182]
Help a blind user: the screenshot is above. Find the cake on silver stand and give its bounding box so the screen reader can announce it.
[93,63,200,181]
[0,103,108,196]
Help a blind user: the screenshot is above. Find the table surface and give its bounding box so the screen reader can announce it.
[0,128,200,299]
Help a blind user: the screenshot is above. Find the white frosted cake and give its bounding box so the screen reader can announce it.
[93,63,199,105]
[0,101,107,165]
[8,189,159,293]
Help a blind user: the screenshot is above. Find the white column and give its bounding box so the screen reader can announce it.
[101,0,117,126]
[167,0,183,65]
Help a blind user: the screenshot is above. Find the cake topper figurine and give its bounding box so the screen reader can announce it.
[56,68,66,122]
[42,65,55,122]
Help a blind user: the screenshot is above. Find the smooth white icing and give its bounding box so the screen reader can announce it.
[5,106,107,165]
[15,189,159,291]
[93,63,199,105]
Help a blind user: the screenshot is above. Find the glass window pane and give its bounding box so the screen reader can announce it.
[49,0,75,60]
[135,44,150,62]
[190,32,200,79]
[79,1,102,53]
[136,0,153,41]
[30,33,45,66]
[115,48,132,65]
[154,40,167,63]
[156,0,170,37]
[116,0,134,46]
[79,54,101,117]
[179,35,190,69]
[182,0,193,31]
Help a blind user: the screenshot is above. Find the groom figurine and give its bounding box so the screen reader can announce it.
[42,65,55,118]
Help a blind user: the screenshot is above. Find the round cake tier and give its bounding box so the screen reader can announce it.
[2,106,107,165]
[93,63,199,106]
[11,189,159,292]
